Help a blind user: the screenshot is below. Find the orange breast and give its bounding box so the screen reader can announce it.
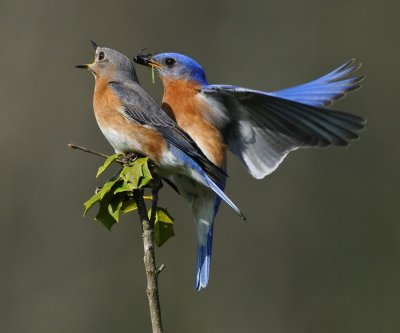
[93,79,166,163]
[161,79,226,169]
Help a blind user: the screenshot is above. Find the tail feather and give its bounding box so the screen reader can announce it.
[271,59,365,108]
[167,148,242,289]
[191,186,223,290]
[195,226,213,290]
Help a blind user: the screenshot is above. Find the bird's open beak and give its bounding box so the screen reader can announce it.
[75,62,96,76]
[90,40,98,50]
[133,54,162,68]
[76,41,98,73]
[75,64,90,69]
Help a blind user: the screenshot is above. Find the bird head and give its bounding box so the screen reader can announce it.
[77,41,138,82]
[134,52,208,85]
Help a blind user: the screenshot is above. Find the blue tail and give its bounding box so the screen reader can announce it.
[195,226,214,290]
[168,146,244,289]
[194,194,222,290]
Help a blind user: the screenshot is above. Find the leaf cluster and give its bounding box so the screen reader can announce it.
[83,154,174,246]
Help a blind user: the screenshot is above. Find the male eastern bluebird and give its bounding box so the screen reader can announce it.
[76,43,246,277]
[134,52,366,289]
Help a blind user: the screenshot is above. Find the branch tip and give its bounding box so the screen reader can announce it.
[67,142,125,164]
[157,264,166,275]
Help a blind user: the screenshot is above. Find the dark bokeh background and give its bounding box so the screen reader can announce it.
[1,0,399,332]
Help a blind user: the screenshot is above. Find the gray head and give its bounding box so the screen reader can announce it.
[77,41,138,83]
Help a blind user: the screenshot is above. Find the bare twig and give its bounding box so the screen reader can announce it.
[68,143,124,164]
[68,143,110,159]
[156,264,166,276]
[133,187,164,333]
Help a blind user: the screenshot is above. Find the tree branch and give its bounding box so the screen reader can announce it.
[156,264,166,276]
[133,187,164,333]
[69,143,164,333]
[67,143,124,164]
[149,179,161,226]
[68,143,111,159]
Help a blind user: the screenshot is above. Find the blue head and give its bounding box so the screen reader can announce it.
[134,52,208,86]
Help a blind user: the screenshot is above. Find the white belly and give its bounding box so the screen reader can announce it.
[98,126,143,154]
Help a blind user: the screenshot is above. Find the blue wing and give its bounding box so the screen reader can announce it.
[270,59,365,107]
[201,77,365,179]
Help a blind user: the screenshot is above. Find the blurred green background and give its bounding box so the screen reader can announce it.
[1,0,399,332]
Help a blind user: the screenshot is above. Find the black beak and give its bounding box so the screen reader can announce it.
[76,41,97,69]
[90,40,98,50]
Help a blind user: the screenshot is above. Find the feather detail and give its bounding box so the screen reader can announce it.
[161,78,227,169]
[167,174,224,290]
[93,81,166,161]
[201,85,365,179]
[271,59,365,107]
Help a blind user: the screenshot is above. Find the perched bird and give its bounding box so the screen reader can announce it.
[134,52,366,289]
[76,43,246,278]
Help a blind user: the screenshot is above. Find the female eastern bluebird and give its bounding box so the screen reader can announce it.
[134,52,366,290]
[76,43,247,277]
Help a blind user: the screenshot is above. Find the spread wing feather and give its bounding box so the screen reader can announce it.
[201,82,365,179]
[270,59,365,107]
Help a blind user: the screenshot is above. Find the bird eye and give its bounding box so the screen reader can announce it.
[165,58,176,67]
[98,51,105,61]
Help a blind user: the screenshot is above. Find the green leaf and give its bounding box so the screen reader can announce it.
[121,165,140,188]
[95,192,116,230]
[96,153,120,178]
[83,178,120,216]
[83,191,102,216]
[83,156,161,233]
[107,193,125,223]
[133,163,144,186]
[98,178,120,199]
[113,182,134,194]
[139,159,153,187]
[120,157,152,189]
[121,199,138,214]
[149,207,175,247]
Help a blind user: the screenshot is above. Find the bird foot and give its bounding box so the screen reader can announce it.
[121,152,138,165]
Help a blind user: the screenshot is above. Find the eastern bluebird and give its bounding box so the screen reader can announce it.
[76,43,246,284]
[134,52,366,289]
